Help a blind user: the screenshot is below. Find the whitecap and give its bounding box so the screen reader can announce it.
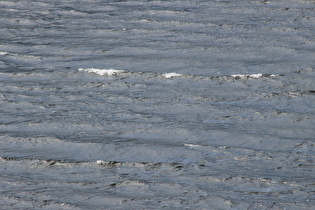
[163,72,182,79]
[0,51,9,55]
[231,73,263,79]
[96,160,107,165]
[78,68,125,76]
[184,143,201,148]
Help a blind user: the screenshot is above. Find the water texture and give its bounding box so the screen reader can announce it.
[0,0,315,209]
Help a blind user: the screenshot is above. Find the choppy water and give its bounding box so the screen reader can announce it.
[1,0,315,209]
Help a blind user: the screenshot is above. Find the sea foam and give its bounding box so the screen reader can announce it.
[78,68,125,76]
[0,51,9,55]
[162,72,182,79]
[231,74,263,79]
[78,68,278,81]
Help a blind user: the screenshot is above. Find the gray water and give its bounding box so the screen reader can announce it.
[0,0,315,209]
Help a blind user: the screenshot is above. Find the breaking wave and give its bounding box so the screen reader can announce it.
[78,68,280,80]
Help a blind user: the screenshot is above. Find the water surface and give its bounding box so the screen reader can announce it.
[0,0,315,209]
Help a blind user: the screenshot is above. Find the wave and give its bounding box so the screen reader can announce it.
[162,72,182,79]
[231,73,277,79]
[78,68,280,80]
[0,51,9,55]
[78,68,125,76]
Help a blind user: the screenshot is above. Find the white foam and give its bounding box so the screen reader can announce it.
[0,51,8,55]
[78,68,278,81]
[163,72,182,79]
[184,143,201,148]
[78,68,125,76]
[96,160,106,165]
[231,73,263,79]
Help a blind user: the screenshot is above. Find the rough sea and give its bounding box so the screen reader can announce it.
[0,0,314,209]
